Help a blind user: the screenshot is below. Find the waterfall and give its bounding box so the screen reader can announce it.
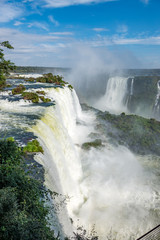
[94,76,128,113]
[154,80,160,117]
[31,88,84,204]
[31,87,95,237]
[1,83,160,240]
[29,87,160,240]
[130,78,134,95]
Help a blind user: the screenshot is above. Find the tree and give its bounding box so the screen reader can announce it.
[0,139,57,240]
[0,41,15,89]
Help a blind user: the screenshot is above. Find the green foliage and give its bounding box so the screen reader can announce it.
[12,84,26,95]
[97,111,160,155]
[23,139,44,153]
[36,73,65,85]
[0,139,21,165]
[6,84,12,88]
[35,73,73,90]
[36,90,46,95]
[25,77,36,82]
[82,139,103,150]
[0,139,56,240]
[6,137,15,142]
[22,92,39,103]
[0,41,15,90]
[40,96,51,103]
[68,84,73,90]
[12,88,52,104]
[0,41,14,49]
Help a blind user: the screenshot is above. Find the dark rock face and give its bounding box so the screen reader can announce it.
[126,76,160,118]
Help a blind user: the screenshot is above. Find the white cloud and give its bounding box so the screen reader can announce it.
[117,24,128,33]
[93,28,109,32]
[0,0,22,22]
[48,15,59,26]
[28,22,49,31]
[113,36,160,45]
[50,32,74,35]
[14,21,23,26]
[87,35,160,47]
[22,0,34,2]
[1,27,160,68]
[0,28,73,66]
[141,0,149,4]
[44,0,117,8]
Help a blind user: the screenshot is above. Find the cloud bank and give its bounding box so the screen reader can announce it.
[44,0,117,8]
[0,0,22,23]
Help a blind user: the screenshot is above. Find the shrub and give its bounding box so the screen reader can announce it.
[23,139,44,153]
[36,73,66,85]
[0,139,56,240]
[22,92,39,103]
[25,77,35,82]
[36,90,46,95]
[40,96,51,103]
[68,84,73,90]
[0,139,21,165]
[12,84,26,95]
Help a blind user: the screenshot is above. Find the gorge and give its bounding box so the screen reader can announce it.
[0,72,160,240]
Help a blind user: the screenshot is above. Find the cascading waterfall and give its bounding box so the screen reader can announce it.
[31,87,95,237]
[30,87,160,240]
[154,80,160,117]
[1,81,160,240]
[94,76,128,113]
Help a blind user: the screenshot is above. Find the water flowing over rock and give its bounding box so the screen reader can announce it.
[94,76,128,113]
[0,78,160,239]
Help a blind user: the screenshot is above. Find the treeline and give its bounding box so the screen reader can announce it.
[13,66,70,74]
[0,139,57,240]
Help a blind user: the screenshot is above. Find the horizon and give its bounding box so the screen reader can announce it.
[13,66,160,70]
[1,0,160,69]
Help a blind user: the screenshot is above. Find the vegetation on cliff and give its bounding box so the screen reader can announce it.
[82,139,103,150]
[11,87,53,104]
[39,96,51,103]
[10,72,73,91]
[0,139,56,240]
[97,111,160,156]
[36,90,46,95]
[23,139,44,153]
[36,73,65,85]
[22,92,39,103]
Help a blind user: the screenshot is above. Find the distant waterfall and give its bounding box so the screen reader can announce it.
[130,78,134,95]
[94,76,128,113]
[153,80,160,117]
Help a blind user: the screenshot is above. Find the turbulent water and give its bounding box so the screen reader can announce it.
[0,76,160,239]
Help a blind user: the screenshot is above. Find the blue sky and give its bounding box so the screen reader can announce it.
[0,0,160,68]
